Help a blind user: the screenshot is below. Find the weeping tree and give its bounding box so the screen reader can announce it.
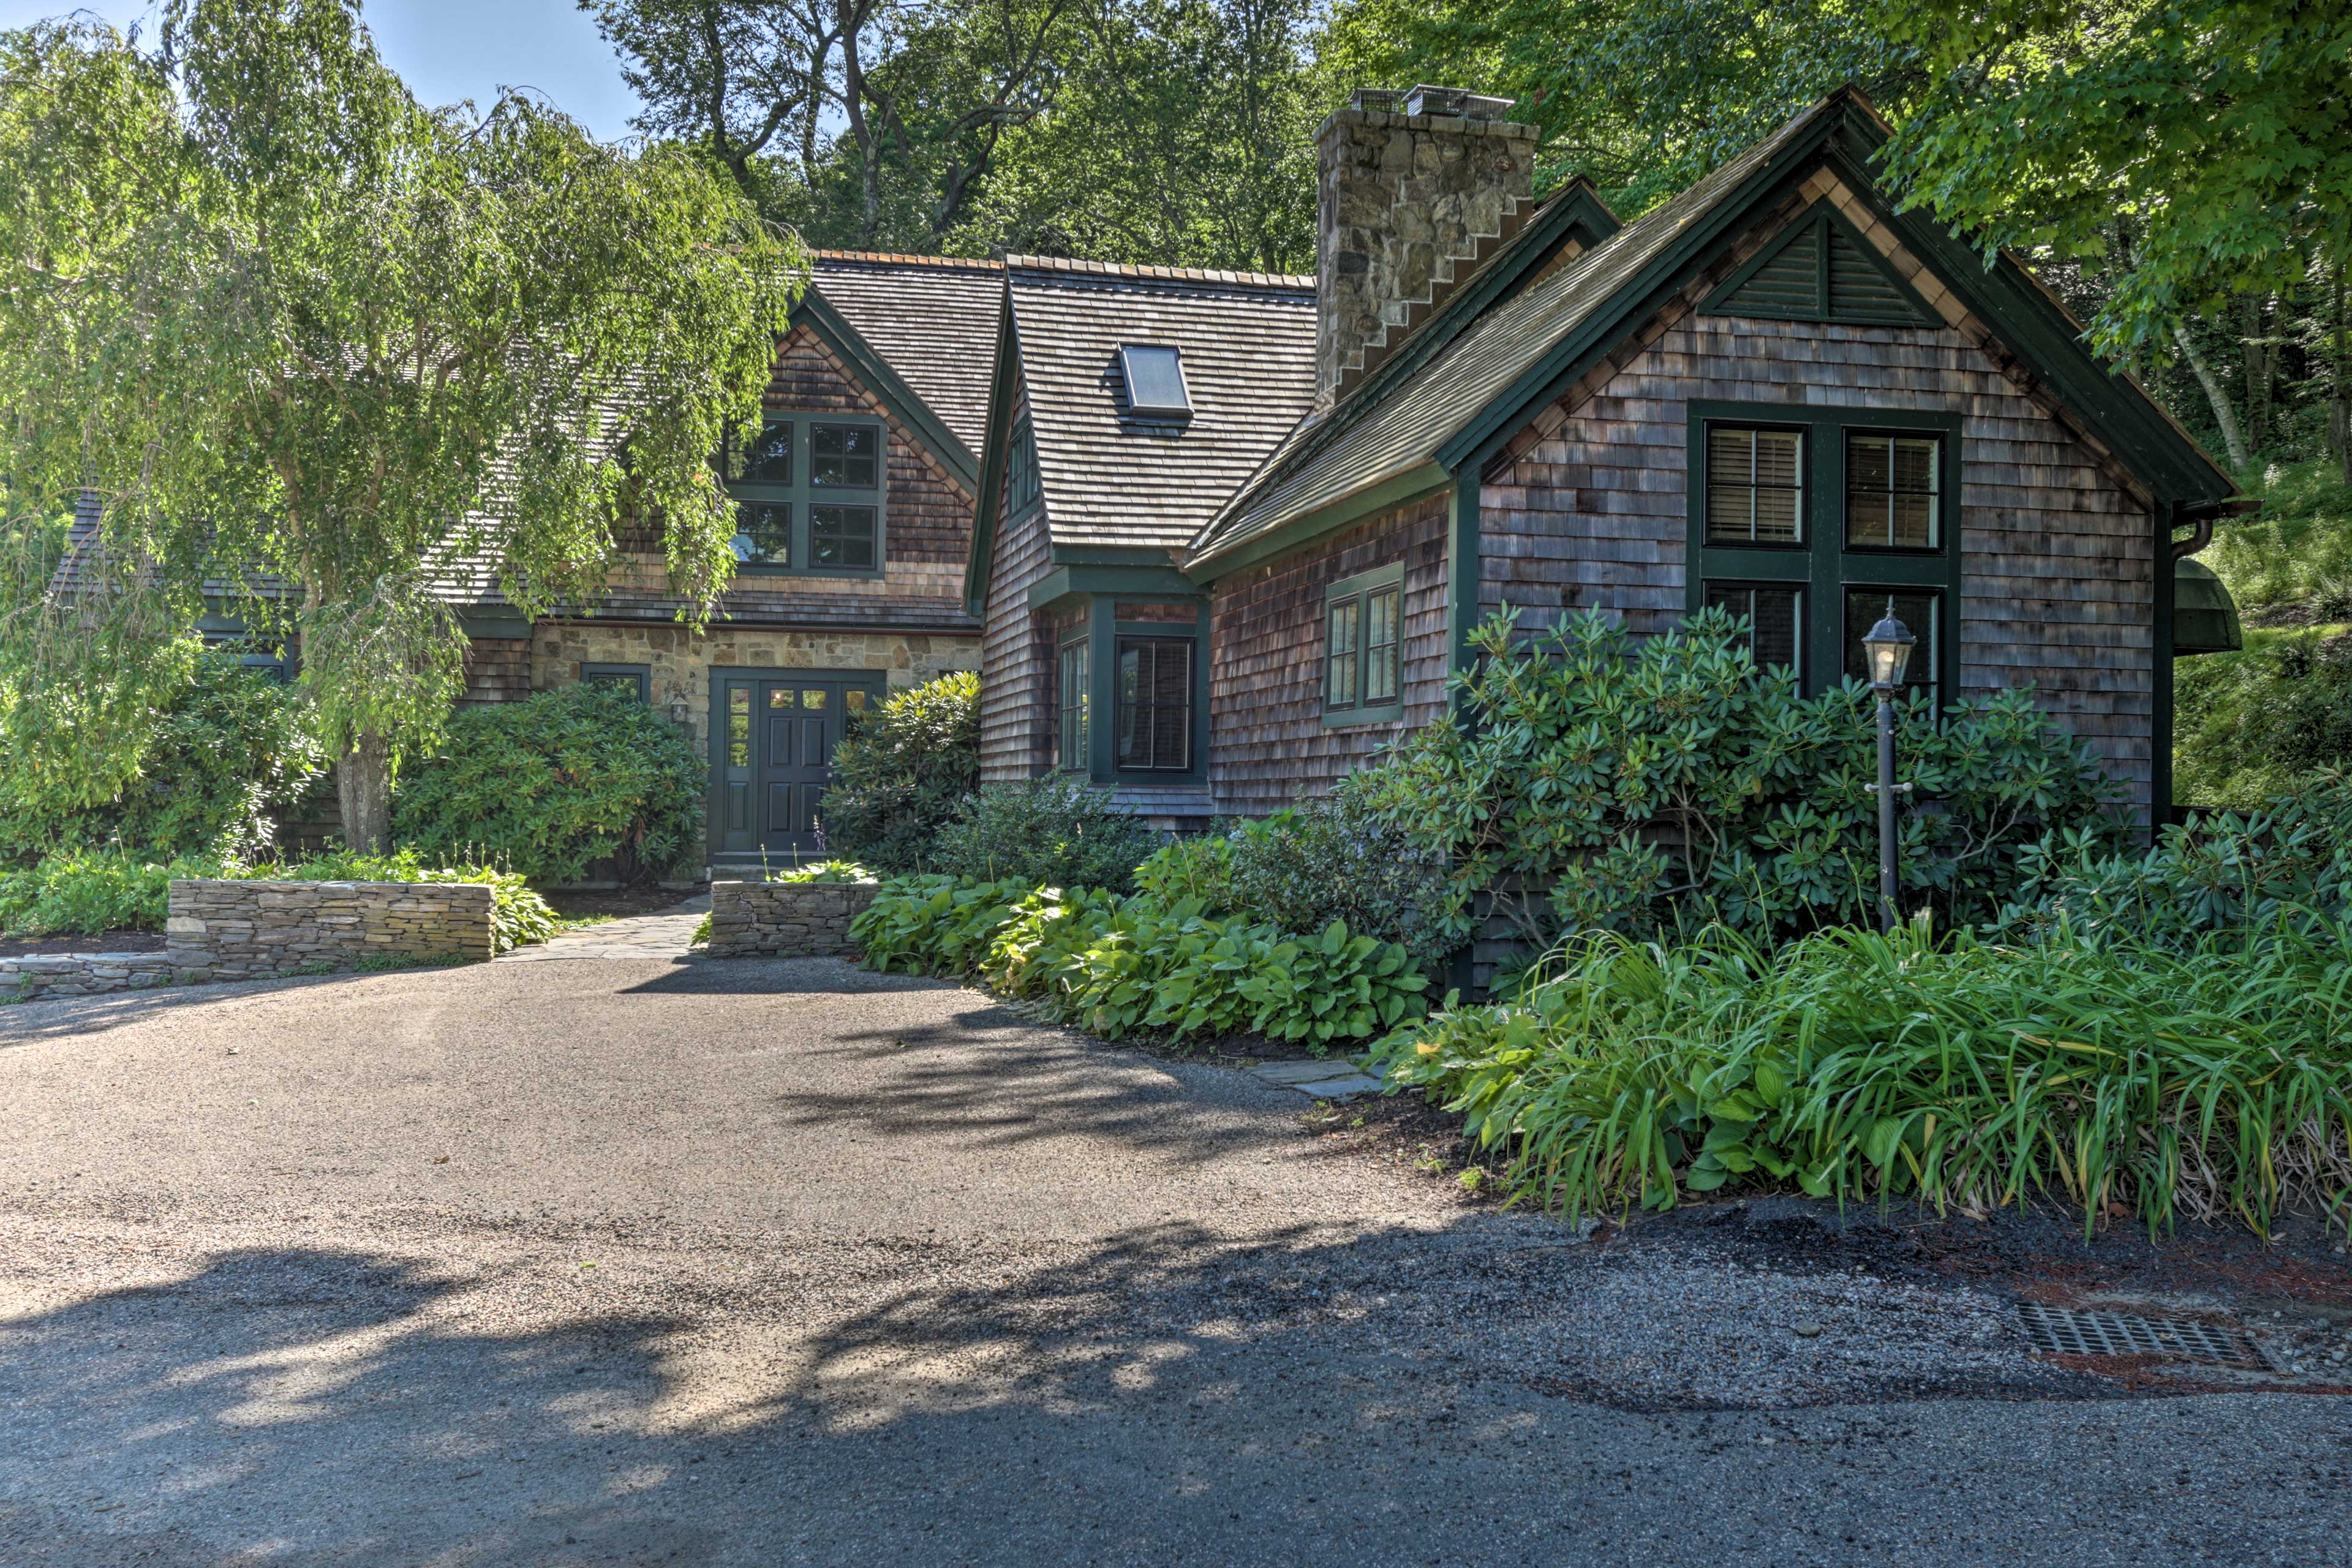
[0,0,801,850]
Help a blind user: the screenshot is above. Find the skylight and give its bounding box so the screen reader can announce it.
[1118,344,1191,419]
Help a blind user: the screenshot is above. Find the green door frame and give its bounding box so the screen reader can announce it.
[707,665,889,867]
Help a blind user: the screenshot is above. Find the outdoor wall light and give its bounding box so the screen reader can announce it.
[1861,598,1915,935]
[1861,601,1917,692]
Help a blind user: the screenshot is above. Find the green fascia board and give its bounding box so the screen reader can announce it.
[962,288,1023,615]
[1183,183,1619,579]
[1814,138,2233,505]
[1183,461,1448,584]
[1698,198,1939,326]
[1442,100,2237,512]
[1029,562,1201,611]
[793,288,980,494]
[1050,544,1185,567]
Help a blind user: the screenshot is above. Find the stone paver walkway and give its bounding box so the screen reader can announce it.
[1240,1056,1385,1099]
[497,895,709,962]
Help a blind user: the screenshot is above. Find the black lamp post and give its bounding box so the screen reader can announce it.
[1861,601,1917,935]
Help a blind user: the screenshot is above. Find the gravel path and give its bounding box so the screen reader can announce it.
[1,952,2345,1566]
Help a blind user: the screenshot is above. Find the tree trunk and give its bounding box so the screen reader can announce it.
[2240,292,2272,455]
[2172,322,2251,470]
[336,729,393,855]
[2334,243,2351,487]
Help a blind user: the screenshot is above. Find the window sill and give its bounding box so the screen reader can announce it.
[730,565,887,581]
[1321,703,1404,730]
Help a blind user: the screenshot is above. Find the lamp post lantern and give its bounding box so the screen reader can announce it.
[1861,601,1916,935]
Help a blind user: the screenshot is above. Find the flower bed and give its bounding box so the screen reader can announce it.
[851,875,1430,1051]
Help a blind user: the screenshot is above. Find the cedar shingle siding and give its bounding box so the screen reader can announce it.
[1206,492,1450,815]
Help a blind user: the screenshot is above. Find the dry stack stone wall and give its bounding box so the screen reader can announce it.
[706,880,879,958]
[166,880,496,979]
[2,952,181,1001]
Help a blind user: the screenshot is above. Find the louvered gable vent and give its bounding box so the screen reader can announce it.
[1703,203,1936,328]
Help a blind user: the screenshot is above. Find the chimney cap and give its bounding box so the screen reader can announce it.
[1348,85,1515,121]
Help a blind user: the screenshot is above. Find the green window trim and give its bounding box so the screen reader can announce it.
[1323,562,1406,727]
[722,411,888,578]
[1008,416,1042,518]
[1056,634,1090,772]
[1114,635,1194,773]
[581,663,651,701]
[1686,401,1963,701]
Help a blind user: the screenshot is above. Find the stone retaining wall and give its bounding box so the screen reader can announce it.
[166,879,496,979]
[706,880,879,958]
[2,952,183,1001]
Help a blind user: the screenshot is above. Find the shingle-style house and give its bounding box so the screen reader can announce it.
[965,86,2244,829]
[67,251,1005,872]
[512,250,1002,870]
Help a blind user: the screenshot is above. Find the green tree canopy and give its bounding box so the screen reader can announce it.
[1882,0,2352,474]
[0,0,802,849]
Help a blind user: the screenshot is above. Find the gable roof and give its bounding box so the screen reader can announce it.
[1185,88,2239,577]
[1003,256,1317,555]
[807,252,1004,460]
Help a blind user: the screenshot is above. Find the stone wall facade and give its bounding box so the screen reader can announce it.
[1314,89,1536,403]
[706,880,880,958]
[166,880,496,979]
[532,622,981,755]
[3,951,183,1001]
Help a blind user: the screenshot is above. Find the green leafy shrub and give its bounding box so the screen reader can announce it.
[851,874,1430,1049]
[1374,921,2352,1240]
[0,846,557,952]
[0,652,326,864]
[769,860,873,884]
[1357,607,2119,954]
[391,684,703,883]
[1133,833,1235,908]
[851,875,1033,974]
[818,673,980,872]
[927,776,1165,894]
[1224,775,1450,968]
[1996,775,2352,946]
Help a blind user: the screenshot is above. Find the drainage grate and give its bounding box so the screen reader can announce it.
[2016,1302,2272,1370]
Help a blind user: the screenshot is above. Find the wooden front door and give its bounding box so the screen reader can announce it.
[711,673,878,863]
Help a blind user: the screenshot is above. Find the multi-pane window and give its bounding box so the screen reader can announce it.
[1690,408,1959,699]
[1324,565,1404,721]
[1842,589,1940,700]
[1705,426,1803,545]
[1057,636,1090,771]
[722,414,885,575]
[1115,636,1192,772]
[1008,418,1042,516]
[1846,434,1940,549]
[1702,583,1803,675]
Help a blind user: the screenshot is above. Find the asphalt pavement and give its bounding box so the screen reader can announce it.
[1,936,2346,1566]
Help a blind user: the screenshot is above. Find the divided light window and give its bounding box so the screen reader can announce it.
[722,413,886,575]
[1845,434,1940,549]
[1057,636,1090,771]
[1690,408,1959,701]
[1705,426,1803,545]
[1324,564,1404,724]
[1008,417,1041,516]
[1115,636,1192,772]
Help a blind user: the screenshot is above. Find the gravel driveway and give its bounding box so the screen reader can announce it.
[1,941,2346,1566]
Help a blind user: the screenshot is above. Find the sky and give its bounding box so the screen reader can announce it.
[0,0,649,141]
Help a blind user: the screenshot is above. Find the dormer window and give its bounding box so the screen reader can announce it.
[1118,344,1191,419]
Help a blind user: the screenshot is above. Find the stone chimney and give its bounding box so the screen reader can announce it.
[1315,86,1538,406]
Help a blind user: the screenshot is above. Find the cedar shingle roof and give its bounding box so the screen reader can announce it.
[810,252,1004,455]
[1185,99,1839,570]
[1006,256,1317,553]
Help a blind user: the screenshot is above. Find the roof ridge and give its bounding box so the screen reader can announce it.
[813,250,1006,271]
[1004,254,1315,291]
